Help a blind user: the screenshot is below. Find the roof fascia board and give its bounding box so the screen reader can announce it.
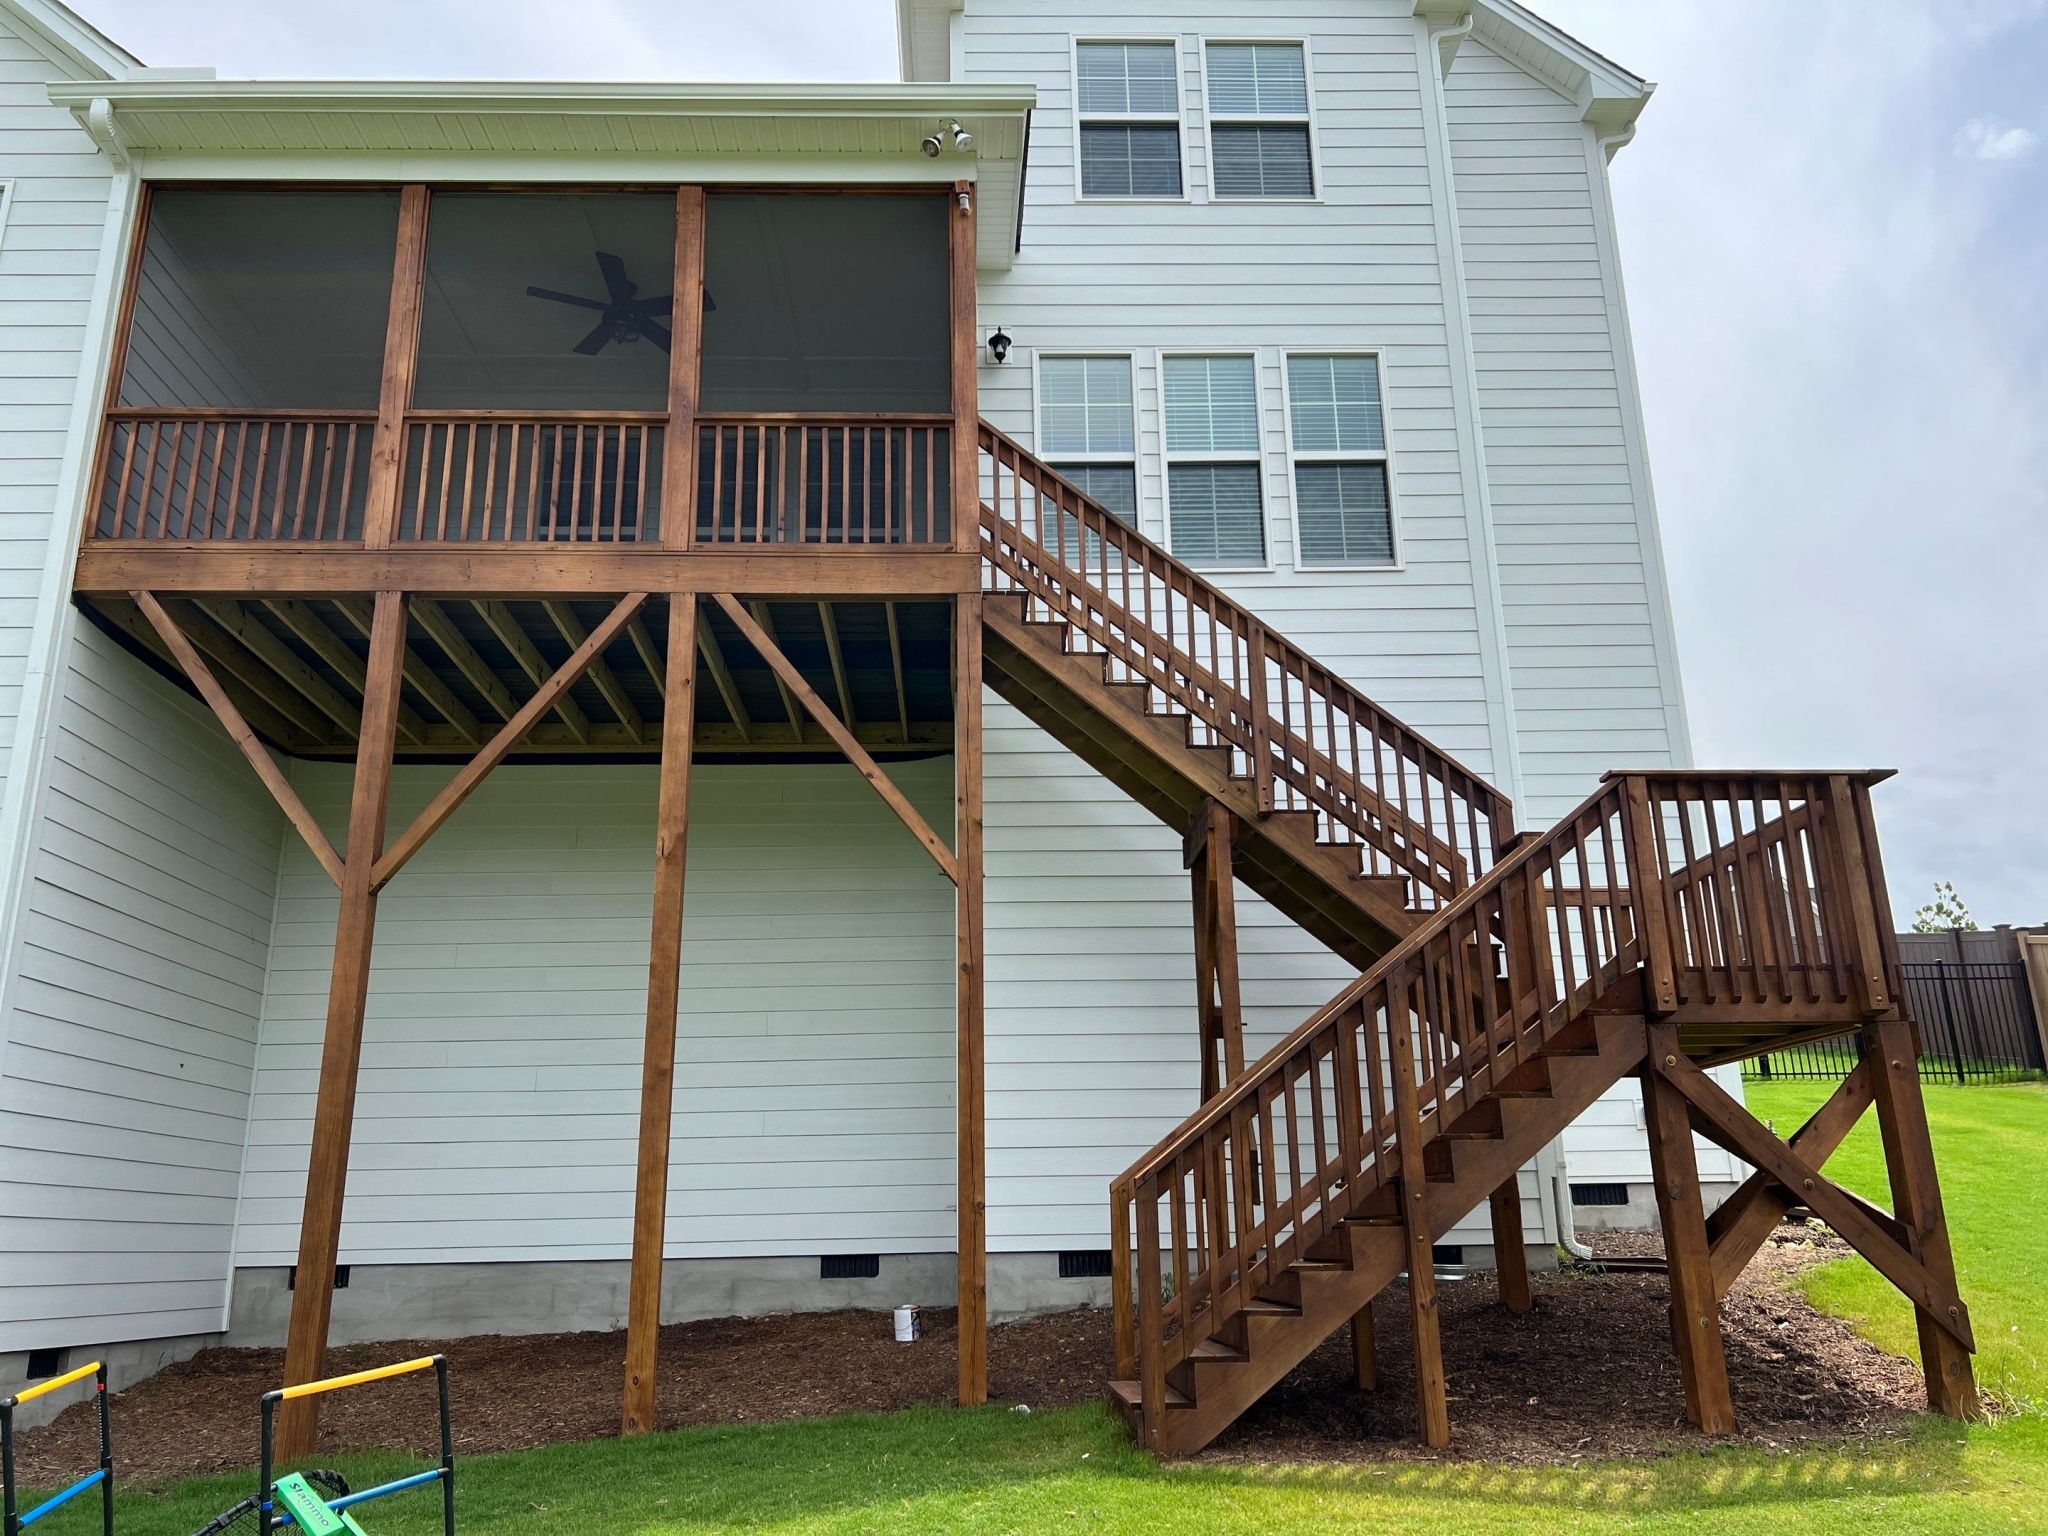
[46,78,1034,118]
[114,152,980,184]
[0,0,139,81]
[1419,0,1652,138]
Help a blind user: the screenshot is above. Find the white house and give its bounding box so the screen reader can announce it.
[0,0,1937,1458]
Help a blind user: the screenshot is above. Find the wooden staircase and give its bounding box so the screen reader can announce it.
[974,422,1979,1454]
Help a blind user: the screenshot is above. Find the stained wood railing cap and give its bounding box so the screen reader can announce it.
[1601,768,1897,787]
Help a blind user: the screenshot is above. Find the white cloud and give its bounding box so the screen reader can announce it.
[1957,116,2040,159]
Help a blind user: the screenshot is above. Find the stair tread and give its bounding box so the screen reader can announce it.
[1189,1339,1249,1363]
[1240,1297,1303,1316]
[1109,1379,1193,1410]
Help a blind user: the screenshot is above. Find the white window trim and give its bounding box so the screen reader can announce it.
[1197,37,1324,205]
[0,182,15,249]
[1030,349,1140,522]
[1070,36,1192,204]
[1158,347,1273,573]
[1279,347,1404,573]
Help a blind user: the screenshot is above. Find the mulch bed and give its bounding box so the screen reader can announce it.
[16,1221,1923,1487]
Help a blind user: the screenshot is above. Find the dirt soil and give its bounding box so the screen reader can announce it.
[16,1222,1922,1487]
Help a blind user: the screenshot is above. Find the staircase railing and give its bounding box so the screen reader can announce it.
[1109,771,1902,1438]
[979,422,1512,908]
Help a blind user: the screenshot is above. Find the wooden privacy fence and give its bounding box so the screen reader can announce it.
[1109,771,1902,1429]
[977,421,1510,910]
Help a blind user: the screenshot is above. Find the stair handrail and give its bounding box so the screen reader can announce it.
[1107,770,1904,1431]
[978,420,1513,905]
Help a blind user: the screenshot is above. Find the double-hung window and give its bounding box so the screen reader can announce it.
[1287,353,1394,566]
[1205,43,1314,198]
[1076,42,1184,198]
[1164,355,1265,566]
[1038,356,1138,523]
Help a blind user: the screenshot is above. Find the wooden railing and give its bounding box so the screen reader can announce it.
[1109,771,1900,1430]
[978,422,1511,906]
[397,414,664,543]
[95,410,376,541]
[696,415,953,546]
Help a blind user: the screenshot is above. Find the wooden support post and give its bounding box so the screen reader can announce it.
[622,593,700,1437]
[1865,1017,1978,1418]
[664,187,706,549]
[1184,800,1245,1100]
[1488,1175,1532,1314]
[275,590,408,1461]
[955,592,987,1408]
[949,180,978,555]
[1350,1300,1378,1391]
[1641,1034,1735,1435]
[1386,963,1450,1447]
[362,188,429,549]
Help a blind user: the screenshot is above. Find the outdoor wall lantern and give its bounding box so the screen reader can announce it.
[987,327,1012,364]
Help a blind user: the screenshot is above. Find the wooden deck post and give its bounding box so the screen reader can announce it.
[1641,1035,1735,1434]
[1386,962,1451,1447]
[1185,799,1246,1100]
[949,178,978,556]
[955,592,988,1406]
[275,590,408,1461]
[663,187,705,550]
[622,594,700,1437]
[1488,1176,1532,1313]
[1865,1018,1978,1418]
[1350,1300,1378,1391]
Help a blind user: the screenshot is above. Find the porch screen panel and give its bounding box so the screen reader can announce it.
[412,193,676,411]
[103,189,398,539]
[698,193,951,413]
[117,190,400,410]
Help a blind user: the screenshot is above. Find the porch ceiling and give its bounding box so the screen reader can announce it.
[83,592,956,763]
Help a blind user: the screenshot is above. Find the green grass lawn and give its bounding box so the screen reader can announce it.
[1743,1077,2047,1411]
[22,1077,2047,1536]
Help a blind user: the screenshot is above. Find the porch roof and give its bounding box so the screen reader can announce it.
[47,77,1037,268]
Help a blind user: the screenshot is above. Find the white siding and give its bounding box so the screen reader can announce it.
[235,759,958,1267]
[0,19,113,809]
[1445,40,1682,822]
[0,623,283,1350]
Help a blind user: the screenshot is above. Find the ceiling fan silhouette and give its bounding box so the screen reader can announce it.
[526,252,675,355]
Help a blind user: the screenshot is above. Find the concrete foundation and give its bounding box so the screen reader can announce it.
[1569,1181,1740,1233]
[0,1333,219,1431]
[227,1252,1121,1348]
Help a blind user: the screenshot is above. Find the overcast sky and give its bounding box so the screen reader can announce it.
[70,0,2048,928]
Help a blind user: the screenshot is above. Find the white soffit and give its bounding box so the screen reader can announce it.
[1455,0,1654,139]
[46,79,1038,268]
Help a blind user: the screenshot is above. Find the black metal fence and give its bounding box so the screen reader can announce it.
[1746,957,2046,1084]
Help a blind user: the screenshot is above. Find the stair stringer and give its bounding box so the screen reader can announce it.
[1130,1012,1650,1455]
[981,594,1420,971]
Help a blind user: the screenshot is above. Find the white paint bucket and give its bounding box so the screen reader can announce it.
[893,1303,922,1342]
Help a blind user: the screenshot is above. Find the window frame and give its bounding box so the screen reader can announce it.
[1197,37,1323,204]
[1070,36,1191,204]
[1280,347,1403,572]
[1031,349,1142,527]
[1158,348,1272,573]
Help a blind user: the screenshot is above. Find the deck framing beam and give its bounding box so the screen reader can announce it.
[712,593,958,884]
[131,590,344,887]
